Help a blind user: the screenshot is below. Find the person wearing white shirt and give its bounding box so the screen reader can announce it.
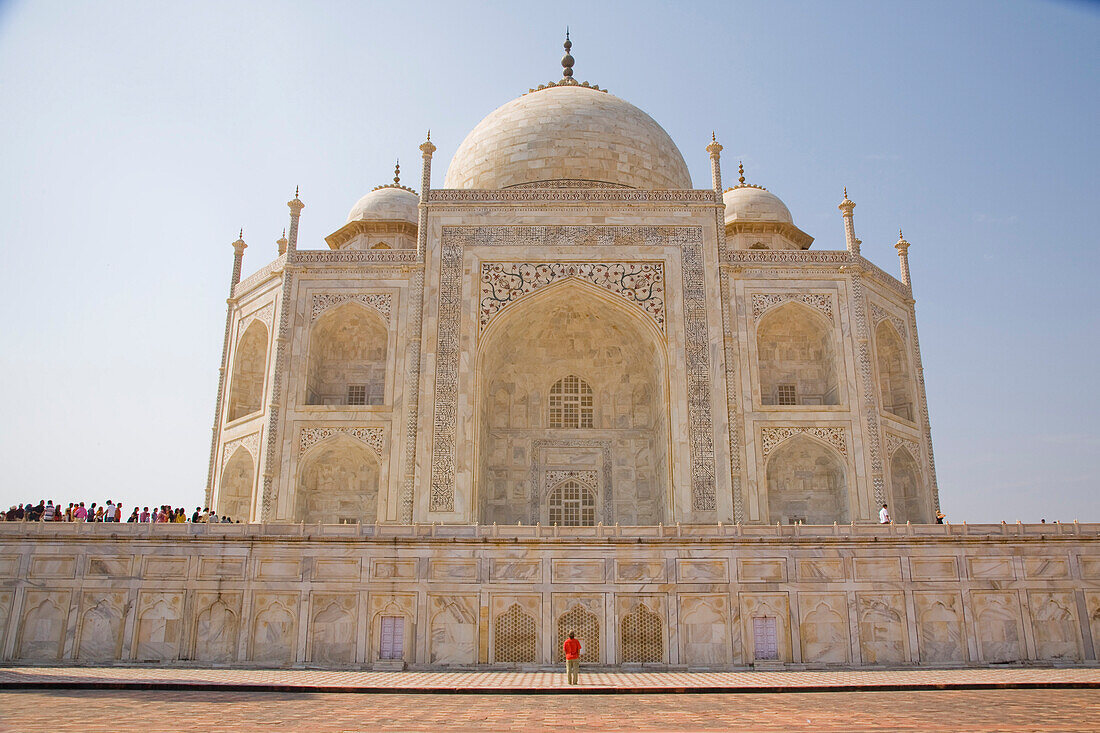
[879,504,891,524]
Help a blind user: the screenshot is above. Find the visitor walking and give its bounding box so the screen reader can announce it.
[879,504,891,524]
[563,631,581,685]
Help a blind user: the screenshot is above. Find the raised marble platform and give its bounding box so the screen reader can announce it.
[0,522,1097,670]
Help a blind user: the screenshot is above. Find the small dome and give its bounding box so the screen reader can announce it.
[346,186,419,224]
[722,185,793,225]
[444,84,691,190]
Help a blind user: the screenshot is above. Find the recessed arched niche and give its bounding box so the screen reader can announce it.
[756,303,840,406]
[305,302,387,406]
[875,320,914,421]
[295,434,380,523]
[228,321,268,421]
[765,434,849,524]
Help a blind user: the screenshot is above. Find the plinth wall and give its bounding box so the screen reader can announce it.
[1,522,1097,669]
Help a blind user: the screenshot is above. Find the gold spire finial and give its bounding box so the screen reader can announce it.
[899,228,904,240]
[239,228,243,239]
[738,161,745,186]
[426,129,430,141]
[394,159,400,185]
[561,29,574,78]
[711,131,716,142]
[295,185,299,199]
[843,186,849,200]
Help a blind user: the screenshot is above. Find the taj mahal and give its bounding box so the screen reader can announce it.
[208,39,935,530]
[1,39,1097,670]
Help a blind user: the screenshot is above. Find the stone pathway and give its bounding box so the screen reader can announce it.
[1,687,1098,732]
[0,665,1097,692]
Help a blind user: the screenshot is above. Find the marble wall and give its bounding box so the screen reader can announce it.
[1,522,1096,670]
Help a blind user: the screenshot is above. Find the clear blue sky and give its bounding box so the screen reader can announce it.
[1,0,1097,521]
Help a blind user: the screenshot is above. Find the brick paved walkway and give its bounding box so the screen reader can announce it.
[0,665,1097,693]
[0,688,1097,732]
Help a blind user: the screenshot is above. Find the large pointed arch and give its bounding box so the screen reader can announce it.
[473,278,670,526]
[227,320,268,421]
[305,301,388,406]
[765,432,849,524]
[756,301,840,406]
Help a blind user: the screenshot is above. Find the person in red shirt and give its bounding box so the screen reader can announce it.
[563,631,581,685]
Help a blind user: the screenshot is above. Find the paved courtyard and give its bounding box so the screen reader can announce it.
[0,667,1097,731]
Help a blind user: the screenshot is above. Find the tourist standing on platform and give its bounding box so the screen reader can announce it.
[879,504,891,524]
[563,631,581,685]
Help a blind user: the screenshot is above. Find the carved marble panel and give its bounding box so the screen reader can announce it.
[250,593,299,665]
[738,558,786,583]
[76,591,127,662]
[678,594,732,666]
[490,559,543,583]
[798,593,850,664]
[914,592,967,664]
[615,559,667,583]
[971,591,1023,663]
[1023,557,1070,579]
[429,594,478,665]
[857,592,909,664]
[1028,591,1081,661]
[309,593,358,666]
[85,555,133,578]
[134,592,183,662]
[29,555,76,579]
[853,557,902,582]
[797,558,846,582]
[429,560,479,583]
[679,558,730,583]
[192,592,242,663]
[909,557,959,582]
[552,559,605,584]
[967,557,1015,580]
[17,590,70,661]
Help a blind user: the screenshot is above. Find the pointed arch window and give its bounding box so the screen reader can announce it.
[548,480,596,527]
[549,375,593,428]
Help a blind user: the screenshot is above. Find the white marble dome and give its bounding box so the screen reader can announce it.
[722,185,793,224]
[444,84,692,190]
[346,186,419,224]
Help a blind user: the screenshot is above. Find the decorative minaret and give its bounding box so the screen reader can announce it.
[276,228,287,257]
[286,187,304,253]
[895,229,912,289]
[230,228,247,289]
[206,229,248,503]
[839,188,861,257]
[417,131,436,260]
[706,132,723,193]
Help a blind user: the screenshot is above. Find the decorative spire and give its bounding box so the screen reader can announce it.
[394,160,400,186]
[294,185,299,200]
[561,29,574,78]
[420,129,436,156]
[706,133,723,192]
[738,161,746,186]
[895,229,912,288]
[838,188,858,255]
[276,228,288,256]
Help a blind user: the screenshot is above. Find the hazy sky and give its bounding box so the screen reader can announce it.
[1,0,1097,522]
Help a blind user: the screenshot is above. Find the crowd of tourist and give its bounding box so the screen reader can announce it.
[1,501,240,524]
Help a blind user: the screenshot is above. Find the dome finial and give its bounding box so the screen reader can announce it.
[738,161,746,186]
[561,29,574,78]
[394,159,400,185]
